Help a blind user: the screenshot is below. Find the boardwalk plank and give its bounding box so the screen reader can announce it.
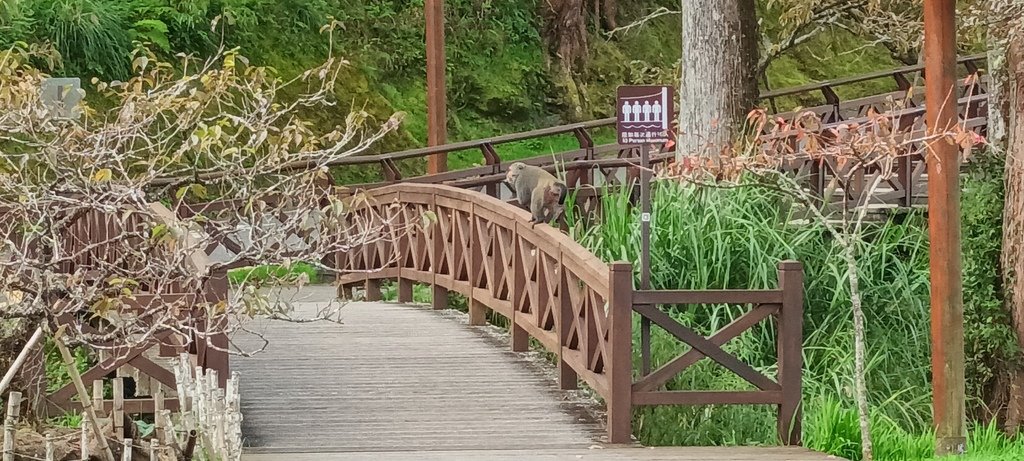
[233,287,601,453]
[234,286,841,460]
[244,447,840,460]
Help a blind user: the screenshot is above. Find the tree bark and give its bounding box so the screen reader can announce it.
[542,0,588,120]
[601,0,617,31]
[678,0,759,158]
[1000,29,1024,434]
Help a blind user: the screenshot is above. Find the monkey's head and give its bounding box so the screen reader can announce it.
[505,162,527,183]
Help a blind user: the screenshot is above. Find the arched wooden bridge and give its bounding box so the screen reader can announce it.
[233,183,816,460]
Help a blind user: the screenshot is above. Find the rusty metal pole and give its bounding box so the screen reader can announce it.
[923,0,966,455]
[426,0,448,173]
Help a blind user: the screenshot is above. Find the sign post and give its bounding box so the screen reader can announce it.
[616,85,674,375]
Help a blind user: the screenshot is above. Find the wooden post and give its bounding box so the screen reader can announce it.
[398,279,414,303]
[510,222,529,352]
[429,195,449,310]
[426,0,448,173]
[204,270,230,388]
[364,279,382,301]
[397,191,415,304]
[468,203,487,326]
[122,438,132,461]
[776,260,804,445]
[606,262,634,444]
[3,391,21,461]
[923,0,966,455]
[557,251,578,390]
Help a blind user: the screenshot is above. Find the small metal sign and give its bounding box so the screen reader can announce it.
[40,77,83,119]
[641,212,651,223]
[616,85,674,145]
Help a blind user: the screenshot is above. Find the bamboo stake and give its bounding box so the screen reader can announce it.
[2,391,21,461]
[113,378,124,440]
[0,328,43,396]
[93,380,104,419]
[54,332,116,461]
[122,438,132,461]
[45,433,55,461]
[80,414,90,461]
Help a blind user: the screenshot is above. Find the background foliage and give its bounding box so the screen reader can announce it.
[1,0,1018,459]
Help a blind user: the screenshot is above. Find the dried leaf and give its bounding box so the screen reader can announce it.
[92,168,112,183]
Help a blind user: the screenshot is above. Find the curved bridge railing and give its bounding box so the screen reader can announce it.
[332,183,805,445]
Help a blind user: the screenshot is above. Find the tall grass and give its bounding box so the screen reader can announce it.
[32,0,134,78]
[568,175,1017,458]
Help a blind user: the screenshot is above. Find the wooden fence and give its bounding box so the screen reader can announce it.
[307,54,988,212]
[334,183,804,445]
[0,202,230,419]
[2,356,240,461]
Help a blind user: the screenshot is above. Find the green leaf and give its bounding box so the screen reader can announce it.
[150,224,169,242]
[190,184,208,200]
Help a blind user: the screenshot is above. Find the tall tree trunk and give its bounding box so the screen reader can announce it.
[1000,29,1024,434]
[542,0,589,120]
[678,0,759,158]
[601,0,617,31]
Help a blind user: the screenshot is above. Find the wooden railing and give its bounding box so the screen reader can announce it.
[0,204,230,416]
[758,54,985,114]
[333,183,804,445]
[313,55,987,211]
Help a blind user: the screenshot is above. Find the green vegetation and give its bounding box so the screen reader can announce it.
[43,339,91,393]
[0,0,907,181]
[5,0,1014,457]
[564,155,1017,459]
[228,262,320,286]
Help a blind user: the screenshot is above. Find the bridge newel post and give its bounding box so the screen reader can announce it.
[203,269,230,387]
[364,279,382,301]
[776,260,804,446]
[429,193,449,310]
[468,203,487,326]
[606,261,634,444]
[510,222,529,352]
[557,251,577,390]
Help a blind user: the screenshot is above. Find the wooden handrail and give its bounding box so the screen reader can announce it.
[759,54,985,100]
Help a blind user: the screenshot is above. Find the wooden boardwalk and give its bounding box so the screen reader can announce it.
[234,286,840,460]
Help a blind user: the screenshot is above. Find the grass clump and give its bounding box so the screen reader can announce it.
[567,163,1015,459]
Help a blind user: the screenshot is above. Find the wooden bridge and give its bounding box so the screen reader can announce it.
[230,184,819,460]
[227,56,988,458]
[22,56,994,460]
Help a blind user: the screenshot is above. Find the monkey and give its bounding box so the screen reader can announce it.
[505,162,568,226]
